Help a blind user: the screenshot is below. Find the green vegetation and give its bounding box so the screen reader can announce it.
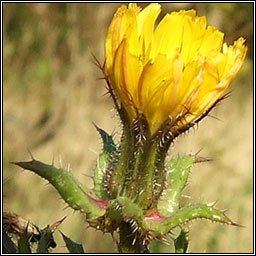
[3,3,253,253]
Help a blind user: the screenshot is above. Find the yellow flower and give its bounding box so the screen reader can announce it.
[105,3,247,134]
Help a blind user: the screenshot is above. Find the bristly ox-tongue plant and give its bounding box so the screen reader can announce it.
[14,3,247,253]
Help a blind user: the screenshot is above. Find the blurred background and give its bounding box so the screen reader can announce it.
[3,2,253,253]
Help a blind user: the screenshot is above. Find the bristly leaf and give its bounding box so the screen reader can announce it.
[37,228,51,253]
[144,204,237,235]
[13,160,105,219]
[93,124,116,153]
[158,155,194,216]
[17,228,31,253]
[61,232,85,253]
[49,216,67,233]
[93,125,116,199]
[174,227,189,253]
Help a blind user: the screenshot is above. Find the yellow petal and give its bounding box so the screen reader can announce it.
[151,13,184,60]
[105,4,247,134]
[105,4,139,72]
[138,54,174,109]
[112,39,142,120]
[137,3,161,62]
[199,26,224,56]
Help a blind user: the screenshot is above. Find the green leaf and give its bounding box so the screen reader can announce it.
[116,196,144,221]
[17,230,31,253]
[174,228,189,253]
[37,234,49,253]
[61,232,85,253]
[144,204,236,235]
[37,226,55,253]
[158,155,194,216]
[94,124,116,153]
[13,160,105,219]
[93,125,116,200]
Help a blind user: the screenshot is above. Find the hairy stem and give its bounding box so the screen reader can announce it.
[118,221,148,253]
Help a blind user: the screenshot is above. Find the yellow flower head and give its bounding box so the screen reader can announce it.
[105,3,247,134]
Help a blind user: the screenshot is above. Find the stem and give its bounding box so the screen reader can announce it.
[118,221,149,253]
[153,138,172,202]
[111,126,133,197]
[127,143,144,199]
[136,139,159,209]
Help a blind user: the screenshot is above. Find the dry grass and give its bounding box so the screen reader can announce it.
[3,3,253,253]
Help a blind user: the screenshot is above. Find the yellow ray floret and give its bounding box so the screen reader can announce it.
[105,3,247,134]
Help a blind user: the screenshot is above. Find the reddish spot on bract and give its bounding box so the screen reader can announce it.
[145,211,165,221]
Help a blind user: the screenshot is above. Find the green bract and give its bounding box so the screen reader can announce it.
[14,127,238,253]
